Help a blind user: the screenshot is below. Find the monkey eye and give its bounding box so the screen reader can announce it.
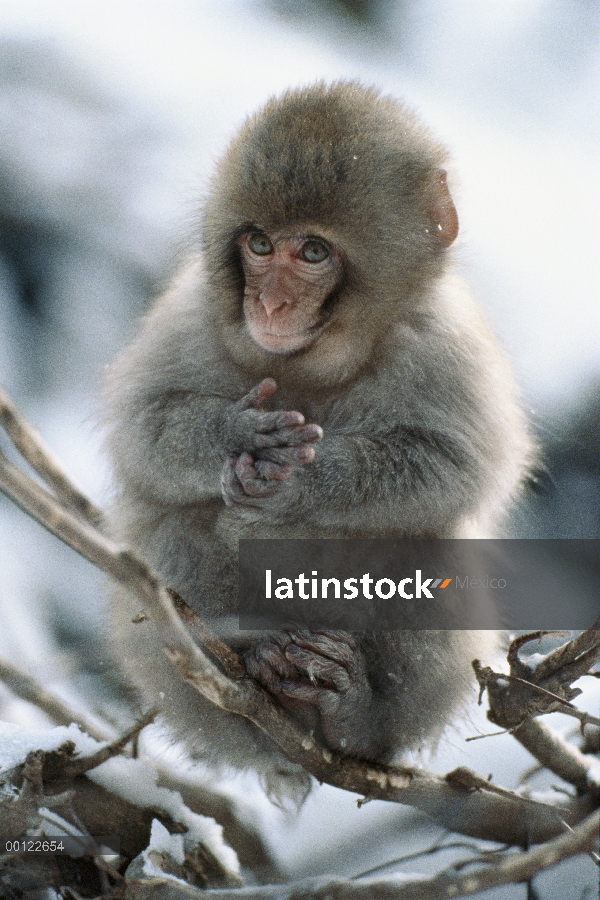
[247,232,274,255]
[299,239,329,263]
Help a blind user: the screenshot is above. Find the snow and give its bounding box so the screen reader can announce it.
[0,720,240,874]
[147,817,185,866]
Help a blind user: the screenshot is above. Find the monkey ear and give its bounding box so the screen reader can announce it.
[427,169,459,249]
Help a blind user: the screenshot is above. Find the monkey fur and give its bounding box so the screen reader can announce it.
[104,82,533,800]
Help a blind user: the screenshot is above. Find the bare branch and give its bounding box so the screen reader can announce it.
[52,707,158,780]
[0,644,278,882]
[123,810,600,899]
[533,620,600,683]
[0,387,104,527]
[0,655,113,743]
[498,672,600,727]
[475,621,600,794]
[166,588,247,680]
[511,717,600,793]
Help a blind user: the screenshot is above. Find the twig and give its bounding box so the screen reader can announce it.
[128,810,600,899]
[475,617,600,790]
[0,655,113,743]
[166,588,246,680]
[353,838,507,881]
[0,647,278,882]
[52,707,158,780]
[446,766,567,816]
[499,673,600,728]
[532,620,600,683]
[511,718,600,794]
[37,806,124,887]
[0,387,104,527]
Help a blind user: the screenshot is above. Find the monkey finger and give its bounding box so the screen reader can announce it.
[256,445,315,466]
[220,456,246,507]
[254,458,291,481]
[250,409,306,432]
[244,654,296,691]
[235,454,281,496]
[240,378,278,409]
[235,453,291,497]
[251,424,322,452]
[287,423,323,444]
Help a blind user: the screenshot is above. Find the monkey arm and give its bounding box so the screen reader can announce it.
[309,426,489,532]
[106,382,321,508]
[105,391,241,505]
[231,424,489,536]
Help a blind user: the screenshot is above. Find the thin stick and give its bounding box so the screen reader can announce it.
[0,655,113,743]
[51,708,158,779]
[0,388,104,527]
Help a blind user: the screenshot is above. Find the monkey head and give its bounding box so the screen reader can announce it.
[201,81,459,381]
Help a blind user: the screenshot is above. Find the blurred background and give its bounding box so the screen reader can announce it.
[0,1,598,896]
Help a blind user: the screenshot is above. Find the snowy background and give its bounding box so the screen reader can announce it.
[0,2,598,897]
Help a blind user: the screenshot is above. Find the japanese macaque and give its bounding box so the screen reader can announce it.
[104,82,533,799]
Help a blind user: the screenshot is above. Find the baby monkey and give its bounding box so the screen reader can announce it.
[104,82,532,798]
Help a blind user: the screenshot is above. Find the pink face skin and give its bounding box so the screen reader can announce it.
[239,230,342,354]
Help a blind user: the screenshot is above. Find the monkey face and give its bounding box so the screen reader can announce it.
[238,229,343,354]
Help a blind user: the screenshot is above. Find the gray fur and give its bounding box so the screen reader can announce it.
[104,82,533,800]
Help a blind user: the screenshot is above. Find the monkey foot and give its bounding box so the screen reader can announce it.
[244,627,373,754]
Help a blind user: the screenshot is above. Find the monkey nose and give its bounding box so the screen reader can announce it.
[260,294,289,316]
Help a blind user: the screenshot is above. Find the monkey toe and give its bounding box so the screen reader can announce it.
[244,634,299,694]
[279,680,331,705]
[244,654,287,694]
[284,644,351,692]
[288,629,357,667]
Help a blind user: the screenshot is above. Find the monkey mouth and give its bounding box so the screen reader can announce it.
[263,310,332,339]
[249,319,328,354]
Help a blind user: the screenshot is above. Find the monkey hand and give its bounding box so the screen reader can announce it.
[221,452,291,508]
[245,628,376,757]
[229,378,323,466]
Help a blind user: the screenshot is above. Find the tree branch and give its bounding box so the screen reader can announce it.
[0,387,104,527]
[0,655,114,743]
[123,809,600,899]
[1,393,598,853]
